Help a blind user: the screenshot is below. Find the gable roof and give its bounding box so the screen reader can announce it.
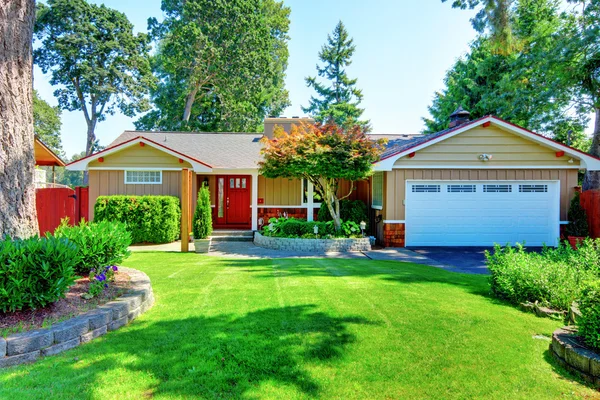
[374,115,600,171]
[35,137,65,167]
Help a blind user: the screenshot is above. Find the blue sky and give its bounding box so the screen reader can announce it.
[35,0,484,157]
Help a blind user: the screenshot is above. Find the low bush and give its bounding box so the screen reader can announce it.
[486,242,599,311]
[318,200,368,226]
[579,282,600,350]
[0,236,78,312]
[261,218,362,239]
[54,220,131,275]
[94,195,181,243]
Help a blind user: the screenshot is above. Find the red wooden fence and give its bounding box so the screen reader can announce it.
[35,186,89,236]
[75,186,89,222]
[581,190,600,239]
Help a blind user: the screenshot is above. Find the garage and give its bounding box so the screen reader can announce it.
[405,180,560,247]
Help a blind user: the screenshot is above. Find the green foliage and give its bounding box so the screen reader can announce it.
[302,21,368,129]
[261,217,361,239]
[94,195,181,244]
[486,242,600,310]
[317,200,368,227]
[54,220,132,275]
[193,184,213,240]
[579,281,600,350]
[565,192,589,237]
[136,0,291,132]
[0,236,78,312]
[33,90,63,157]
[34,0,154,155]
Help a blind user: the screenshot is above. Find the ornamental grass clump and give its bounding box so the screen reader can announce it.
[0,236,78,312]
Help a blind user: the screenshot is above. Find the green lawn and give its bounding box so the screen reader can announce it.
[0,253,595,399]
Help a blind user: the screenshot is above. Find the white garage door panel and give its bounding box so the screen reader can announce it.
[405,181,559,247]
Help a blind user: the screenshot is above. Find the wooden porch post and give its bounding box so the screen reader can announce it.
[181,168,190,252]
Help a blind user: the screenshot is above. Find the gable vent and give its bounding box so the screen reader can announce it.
[412,184,440,193]
[519,184,548,193]
[447,184,476,193]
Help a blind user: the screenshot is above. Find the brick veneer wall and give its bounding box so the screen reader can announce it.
[257,207,319,227]
[0,267,154,368]
[383,223,405,247]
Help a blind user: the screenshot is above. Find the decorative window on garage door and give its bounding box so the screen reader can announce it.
[519,184,548,193]
[483,184,512,193]
[447,184,476,193]
[411,184,440,193]
[124,170,162,184]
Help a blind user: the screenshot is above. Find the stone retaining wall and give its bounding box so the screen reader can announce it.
[254,232,371,252]
[0,267,154,368]
[550,326,600,387]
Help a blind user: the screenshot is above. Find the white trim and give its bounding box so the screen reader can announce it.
[124,170,162,185]
[372,206,383,210]
[374,116,600,172]
[257,205,307,208]
[67,137,212,173]
[207,168,258,175]
[89,167,184,171]
[391,165,582,170]
[251,172,259,231]
[383,220,405,224]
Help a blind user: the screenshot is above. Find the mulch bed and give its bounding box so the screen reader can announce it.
[0,272,131,336]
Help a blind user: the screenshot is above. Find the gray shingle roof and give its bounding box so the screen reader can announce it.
[110,131,264,169]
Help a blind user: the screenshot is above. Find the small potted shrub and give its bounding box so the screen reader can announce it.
[565,191,589,249]
[192,183,213,253]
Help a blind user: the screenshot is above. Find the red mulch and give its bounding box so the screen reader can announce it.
[0,272,131,335]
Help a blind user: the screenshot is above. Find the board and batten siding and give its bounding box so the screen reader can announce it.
[88,170,182,221]
[393,126,581,168]
[88,145,193,168]
[384,169,578,221]
[258,176,302,206]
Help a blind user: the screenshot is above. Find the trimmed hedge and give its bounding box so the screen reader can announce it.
[318,199,368,227]
[54,220,132,275]
[193,184,212,240]
[0,236,78,312]
[579,282,600,350]
[261,217,362,239]
[94,195,181,244]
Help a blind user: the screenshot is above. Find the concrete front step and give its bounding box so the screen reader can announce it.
[211,231,254,242]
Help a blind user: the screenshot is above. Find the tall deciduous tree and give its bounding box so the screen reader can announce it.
[33,90,62,156]
[34,0,154,159]
[136,0,291,133]
[259,122,383,231]
[0,0,38,237]
[302,21,368,129]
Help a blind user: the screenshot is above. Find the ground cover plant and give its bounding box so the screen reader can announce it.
[486,241,600,311]
[0,253,596,399]
[261,217,362,239]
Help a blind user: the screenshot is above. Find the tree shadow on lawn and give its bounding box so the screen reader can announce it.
[542,348,596,389]
[1,305,374,399]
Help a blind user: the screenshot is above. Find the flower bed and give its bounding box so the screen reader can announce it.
[254,232,371,252]
[550,326,600,387]
[0,267,154,368]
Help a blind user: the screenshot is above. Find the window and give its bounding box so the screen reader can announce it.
[411,184,440,193]
[484,184,512,193]
[302,178,322,205]
[519,184,548,193]
[447,184,476,193]
[372,172,383,209]
[124,170,162,184]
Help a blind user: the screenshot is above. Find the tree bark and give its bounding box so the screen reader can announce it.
[82,121,96,185]
[583,107,600,191]
[182,84,200,123]
[0,0,38,238]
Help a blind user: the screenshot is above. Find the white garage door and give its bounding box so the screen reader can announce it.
[405,181,560,247]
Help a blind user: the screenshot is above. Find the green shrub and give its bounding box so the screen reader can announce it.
[486,243,597,311]
[579,282,600,350]
[0,236,78,312]
[54,220,132,275]
[318,200,368,226]
[193,184,213,240]
[565,192,589,237]
[261,218,358,239]
[94,195,181,243]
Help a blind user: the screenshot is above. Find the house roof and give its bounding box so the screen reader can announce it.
[34,137,65,167]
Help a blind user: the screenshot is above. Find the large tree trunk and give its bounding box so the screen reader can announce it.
[0,0,38,238]
[182,84,200,123]
[83,121,96,185]
[583,108,600,191]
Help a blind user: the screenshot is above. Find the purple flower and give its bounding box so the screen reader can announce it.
[104,283,109,289]
[112,266,118,272]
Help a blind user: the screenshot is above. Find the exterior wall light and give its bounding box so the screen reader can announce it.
[360,221,367,236]
[478,154,493,162]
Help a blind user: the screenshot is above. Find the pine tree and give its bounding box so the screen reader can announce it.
[302,21,369,129]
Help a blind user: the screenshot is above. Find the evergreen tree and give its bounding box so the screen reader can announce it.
[302,21,368,129]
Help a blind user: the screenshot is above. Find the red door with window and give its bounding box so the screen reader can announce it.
[215,175,251,228]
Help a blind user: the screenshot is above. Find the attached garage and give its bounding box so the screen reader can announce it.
[405,180,560,247]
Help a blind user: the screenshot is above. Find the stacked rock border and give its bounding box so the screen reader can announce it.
[254,232,371,252]
[0,267,154,368]
[550,326,600,387]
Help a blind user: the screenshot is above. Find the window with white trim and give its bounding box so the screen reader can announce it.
[124,170,162,184]
[302,178,322,205]
[372,172,383,209]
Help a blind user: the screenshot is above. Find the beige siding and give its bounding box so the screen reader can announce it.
[394,126,581,168]
[258,176,302,206]
[383,169,578,221]
[89,170,182,220]
[89,145,192,168]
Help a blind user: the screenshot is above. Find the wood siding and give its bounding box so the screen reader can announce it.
[393,126,581,168]
[258,176,302,206]
[384,169,578,221]
[88,145,192,168]
[88,170,182,220]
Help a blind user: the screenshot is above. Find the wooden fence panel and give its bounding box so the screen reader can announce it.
[581,190,600,238]
[36,187,75,236]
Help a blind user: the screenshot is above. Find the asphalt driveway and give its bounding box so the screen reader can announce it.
[407,247,492,274]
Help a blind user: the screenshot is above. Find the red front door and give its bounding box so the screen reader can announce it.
[215,175,251,227]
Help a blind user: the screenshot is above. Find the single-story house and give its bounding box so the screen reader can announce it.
[67,110,600,249]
